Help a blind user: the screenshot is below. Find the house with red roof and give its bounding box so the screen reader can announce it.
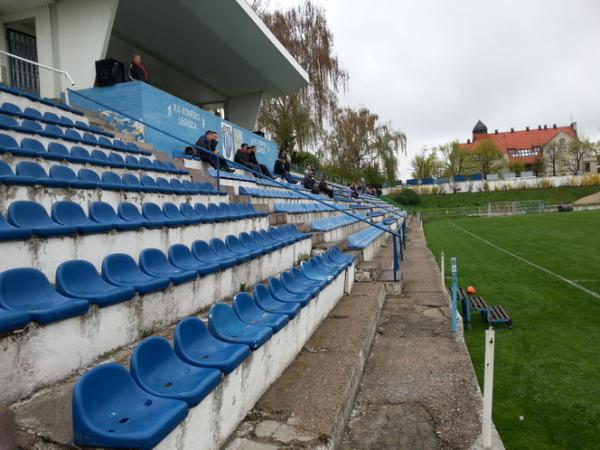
[460,120,597,176]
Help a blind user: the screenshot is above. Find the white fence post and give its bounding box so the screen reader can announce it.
[440,251,445,286]
[482,326,496,448]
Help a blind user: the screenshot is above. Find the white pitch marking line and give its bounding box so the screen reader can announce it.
[450,222,600,301]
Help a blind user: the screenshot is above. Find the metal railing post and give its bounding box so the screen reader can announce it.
[482,327,496,448]
[0,50,75,105]
[450,256,458,332]
[440,250,445,286]
[392,235,398,282]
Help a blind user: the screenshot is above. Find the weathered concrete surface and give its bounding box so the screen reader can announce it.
[340,218,484,450]
[0,404,16,450]
[225,282,387,449]
[573,190,600,206]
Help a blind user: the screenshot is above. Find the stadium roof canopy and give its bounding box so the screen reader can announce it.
[0,0,309,128]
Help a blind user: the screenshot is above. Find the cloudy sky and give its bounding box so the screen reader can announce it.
[270,0,600,179]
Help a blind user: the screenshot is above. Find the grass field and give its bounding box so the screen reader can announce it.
[384,185,600,212]
[424,210,600,450]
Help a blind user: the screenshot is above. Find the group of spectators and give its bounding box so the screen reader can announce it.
[303,165,334,198]
[234,144,273,178]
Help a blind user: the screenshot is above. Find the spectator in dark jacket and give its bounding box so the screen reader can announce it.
[234,144,261,174]
[303,165,316,190]
[186,130,233,172]
[318,176,334,198]
[249,145,274,178]
[274,154,297,183]
[128,54,148,82]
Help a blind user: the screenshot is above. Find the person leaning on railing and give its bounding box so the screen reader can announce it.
[273,153,297,184]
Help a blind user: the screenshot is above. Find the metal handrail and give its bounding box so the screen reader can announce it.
[0,50,75,105]
[67,88,407,278]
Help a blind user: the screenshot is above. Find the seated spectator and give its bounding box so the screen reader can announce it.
[234,144,262,175]
[303,164,316,190]
[128,54,148,83]
[274,153,297,183]
[249,145,274,178]
[318,176,334,198]
[186,130,234,172]
[349,182,359,198]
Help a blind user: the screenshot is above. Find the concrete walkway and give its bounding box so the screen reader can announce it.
[341,219,484,450]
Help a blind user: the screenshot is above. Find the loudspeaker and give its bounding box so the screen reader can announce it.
[95,58,125,87]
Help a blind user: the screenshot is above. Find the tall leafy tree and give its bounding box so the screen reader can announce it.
[325,107,407,183]
[472,139,503,176]
[253,1,348,157]
[438,140,472,177]
[410,147,440,179]
[543,140,568,176]
[567,137,596,175]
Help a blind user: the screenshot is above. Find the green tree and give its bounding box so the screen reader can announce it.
[254,1,348,155]
[508,160,525,176]
[568,137,596,175]
[439,141,472,177]
[543,140,568,176]
[410,147,440,179]
[325,107,406,184]
[472,139,503,177]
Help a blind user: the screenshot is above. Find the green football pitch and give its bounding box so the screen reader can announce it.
[424,210,600,450]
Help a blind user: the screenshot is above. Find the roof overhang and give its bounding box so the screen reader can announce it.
[108,0,309,105]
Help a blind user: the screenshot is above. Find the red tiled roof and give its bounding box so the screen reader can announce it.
[460,125,577,161]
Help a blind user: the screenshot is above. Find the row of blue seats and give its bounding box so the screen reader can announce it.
[0,102,112,137]
[0,115,152,155]
[366,211,384,218]
[311,213,365,232]
[0,134,182,173]
[207,168,294,188]
[0,160,220,196]
[273,202,338,214]
[71,248,353,449]
[0,225,309,332]
[0,200,265,240]
[0,83,83,116]
[240,186,321,200]
[347,225,388,249]
[383,217,398,226]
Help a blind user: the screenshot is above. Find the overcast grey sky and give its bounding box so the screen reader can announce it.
[271,0,600,179]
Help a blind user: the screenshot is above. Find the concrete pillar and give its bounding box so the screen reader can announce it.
[34,4,58,98]
[225,91,263,131]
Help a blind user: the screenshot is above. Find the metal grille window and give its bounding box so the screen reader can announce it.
[6,28,40,95]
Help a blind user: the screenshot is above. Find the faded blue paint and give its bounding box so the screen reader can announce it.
[71,81,278,169]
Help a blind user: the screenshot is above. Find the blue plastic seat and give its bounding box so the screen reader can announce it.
[97,136,114,149]
[162,203,190,225]
[18,137,46,158]
[42,111,64,125]
[125,154,142,169]
[281,270,321,296]
[48,165,87,188]
[156,177,174,192]
[82,132,98,146]
[239,232,266,257]
[141,175,166,193]
[179,203,202,223]
[0,115,20,131]
[63,128,83,143]
[16,161,69,188]
[102,171,128,190]
[0,102,25,118]
[46,142,70,161]
[77,168,102,189]
[51,201,112,234]
[181,180,200,194]
[250,230,277,253]
[268,277,312,306]
[168,244,220,276]
[211,237,248,264]
[56,260,135,307]
[301,260,334,283]
[108,152,126,168]
[119,202,163,228]
[0,213,33,241]
[0,160,36,186]
[89,201,141,231]
[232,292,289,332]
[291,266,328,291]
[122,173,146,191]
[169,178,188,194]
[328,247,355,266]
[142,203,171,227]
[102,253,171,294]
[153,160,170,173]
[139,248,197,284]
[225,235,256,260]
[8,200,77,237]
[0,134,20,155]
[130,336,221,407]
[208,303,272,349]
[253,283,300,318]
[190,239,233,270]
[90,149,111,166]
[72,363,189,450]
[139,157,155,170]
[193,203,215,223]
[174,317,250,374]
[43,124,63,138]
[0,306,30,332]
[0,268,89,323]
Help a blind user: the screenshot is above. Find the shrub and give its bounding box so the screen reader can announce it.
[392,188,420,205]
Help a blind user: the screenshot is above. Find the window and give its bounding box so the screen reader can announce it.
[507,148,540,158]
[584,162,591,173]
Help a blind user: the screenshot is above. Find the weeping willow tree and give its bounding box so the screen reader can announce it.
[324,107,407,184]
[252,0,348,158]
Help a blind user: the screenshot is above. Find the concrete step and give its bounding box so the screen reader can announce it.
[224,281,388,450]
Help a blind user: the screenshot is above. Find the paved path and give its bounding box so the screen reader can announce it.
[341,219,483,450]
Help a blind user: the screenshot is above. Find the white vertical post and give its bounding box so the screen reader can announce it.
[482,327,496,448]
[440,251,445,286]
